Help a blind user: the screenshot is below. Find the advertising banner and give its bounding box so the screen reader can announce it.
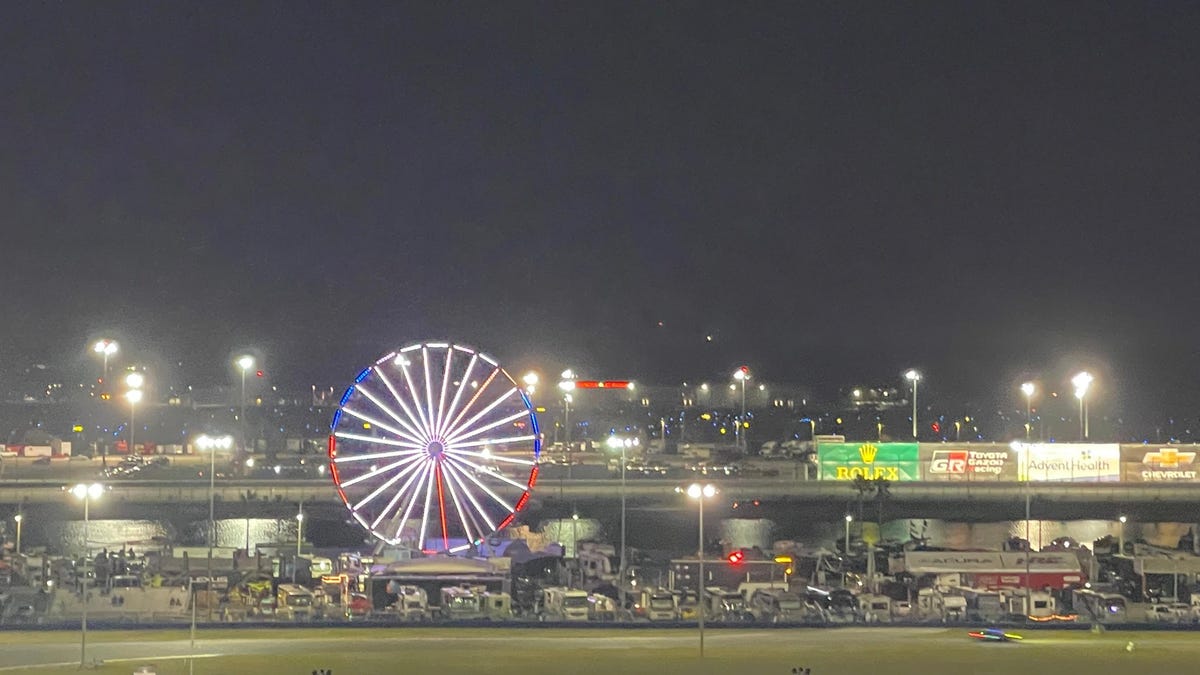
[1014,443,1120,482]
[897,551,1082,574]
[921,443,1017,481]
[1121,444,1200,482]
[818,442,919,481]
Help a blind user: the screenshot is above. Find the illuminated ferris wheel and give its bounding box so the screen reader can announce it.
[328,342,540,552]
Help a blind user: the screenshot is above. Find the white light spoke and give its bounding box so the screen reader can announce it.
[354,457,426,512]
[356,384,427,443]
[437,354,478,438]
[340,453,424,489]
[332,444,424,464]
[444,455,516,513]
[442,367,499,438]
[374,368,430,442]
[334,431,423,451]
[340,406,423,447]
[418,462,436,549]
[442,461,497,533]
[444,386,519,443]
[399,358,434,437]
[441,463,475,544]
[434,347,454,434]
[369,461,429,529]
[446,454,530,491]
[444,447,536,466]
[393,461,432,541]
[422,347,436,438]
[446,409,528,446]
[447,435,537,452]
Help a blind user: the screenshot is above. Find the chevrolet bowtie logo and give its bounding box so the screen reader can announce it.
[858,443,879,464]
[1144,448,1196,469]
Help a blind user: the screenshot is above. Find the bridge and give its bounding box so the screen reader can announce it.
[5,478,1200,521]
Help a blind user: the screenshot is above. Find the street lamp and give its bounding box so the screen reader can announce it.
[294,510,305,583]
[91,340,118,384]
[904,370,921,439]
[195,433,233,585]
[236,355,255,453]
[1119,515,1127,556]
[1021,382,1036,440]
[843,514,853,584]
[606,435,633,614]
[125,388,143,456]
[684,482,717,657]
[13,513,21,556]
[522,371,539,396]
[1072,372,1093,440]
[733,366,749,450]
[69,482,103,668]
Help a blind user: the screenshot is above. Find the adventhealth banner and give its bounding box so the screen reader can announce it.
[818,443,919,481]
[1014,443,1120,482]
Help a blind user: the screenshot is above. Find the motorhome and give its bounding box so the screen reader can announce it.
[705,587,753,622]
[276,583,315,621]
[440,585,486,620]
[386,582,429,622]
[857,593,893,623]
[481,590,513,620]
[1005,590,1056,620]
[540,587,590,622]
[637,588,678,621]
[1074,588,1127,623]
[917,588,966,622]
[747,588,803,623]
[587,593,617,621]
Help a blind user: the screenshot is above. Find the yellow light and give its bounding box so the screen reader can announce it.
[719,428,727,435]
[742,421,750,429]
[535,406,547,413]
[700,413,712,420]
[773,555,793,564]
[362,423,371,429]
[72,425,84,433]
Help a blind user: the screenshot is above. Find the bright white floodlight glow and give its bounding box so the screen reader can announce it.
[236,355,255,371]
[125,372,144,389]
[904,369,921,382]
[1021,382,1036,398]
[1072,371,1093,399]
[125,389,143,404]
[70,483,104,500]
[93,340,118,356]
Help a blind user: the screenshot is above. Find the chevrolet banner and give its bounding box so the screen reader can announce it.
[1121,444,1200,482]
[818,442,919,481]
[921,443,1017,481]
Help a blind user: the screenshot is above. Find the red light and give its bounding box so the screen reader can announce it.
[727,550,744,565]
[574,380,631,389]
[256,370,264,378]
[931,422,941,433]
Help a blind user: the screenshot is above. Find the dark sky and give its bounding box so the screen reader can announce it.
[2,2,1200,418]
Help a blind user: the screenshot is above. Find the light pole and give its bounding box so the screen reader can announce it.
[91,340,118,385]
[13,513,21,556]
[684,483,717,658]
[125,387,143,456]
[196,434,232,595]
[606,435,630,615]
[522,371,539,397]
[1119,515,1127,556]
[904,370,921,439]
[844,514,853,585]
[1072,372,1093,440]
[1020,382,1036,440]
[69,482,103,668]
[294,510,304,583]
[236,355,255,453]
[733,367,749,450]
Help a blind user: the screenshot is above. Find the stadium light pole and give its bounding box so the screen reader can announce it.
[13,513,21,556]
[733,367,749,450]
[684,483,717,658]
[91,340,118,385]
[904,370,921,439]
[1119,514,1127,556]
[70,483,103,668]
[1072,372,1093,440]
[1021,382,1036,440]
[124,387,143,457]
[236,355,255,453]
[844,514,853,585]
[606,435,630,616]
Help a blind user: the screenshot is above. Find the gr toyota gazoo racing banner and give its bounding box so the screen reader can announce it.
[922,444,1017,481]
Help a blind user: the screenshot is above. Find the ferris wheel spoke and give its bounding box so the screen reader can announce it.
[440,460,476,544]
[367,460,429,529]
[442,460,498,533]
[444,447,536,467]
[339,405,424,447]
[390,460,432,543]
[417,462,437,549]
[422,347,438,439]
[339,452,425,489]
[444,455,517,513]
[442,367,500,440]
[374,367,431,442]
[444,453,532,491]
[443,387,520,444]
[353,455,427,512]
[398,358,434,438]
[331,442,425,464]
[333,431,424,452]
[434,347,454,435]
[434,462,450,551]
[447,436,538,454]
[446,409,528,446]
[436,353,478,438]
[355,383,428,444]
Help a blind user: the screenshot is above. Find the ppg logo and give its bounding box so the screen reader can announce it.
[930,451,968,474]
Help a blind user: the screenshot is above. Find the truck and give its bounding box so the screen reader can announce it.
[917,588,966,622]
[440,585,486,621]
[637,588,678,621]
[857,593,892,623]
[481,590,513,620]
[540,587,590,622]
[1005,590,1056,620]
[276,583,315,621]
[746,588,803,623]
[706,586,753,622]
[386,582,429,622]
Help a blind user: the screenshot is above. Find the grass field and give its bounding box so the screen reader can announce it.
[8,626,1196,675]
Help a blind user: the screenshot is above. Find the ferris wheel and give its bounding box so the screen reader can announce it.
[328,342,540,552]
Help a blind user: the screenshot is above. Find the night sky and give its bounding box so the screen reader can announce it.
[3,3,1200,420]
